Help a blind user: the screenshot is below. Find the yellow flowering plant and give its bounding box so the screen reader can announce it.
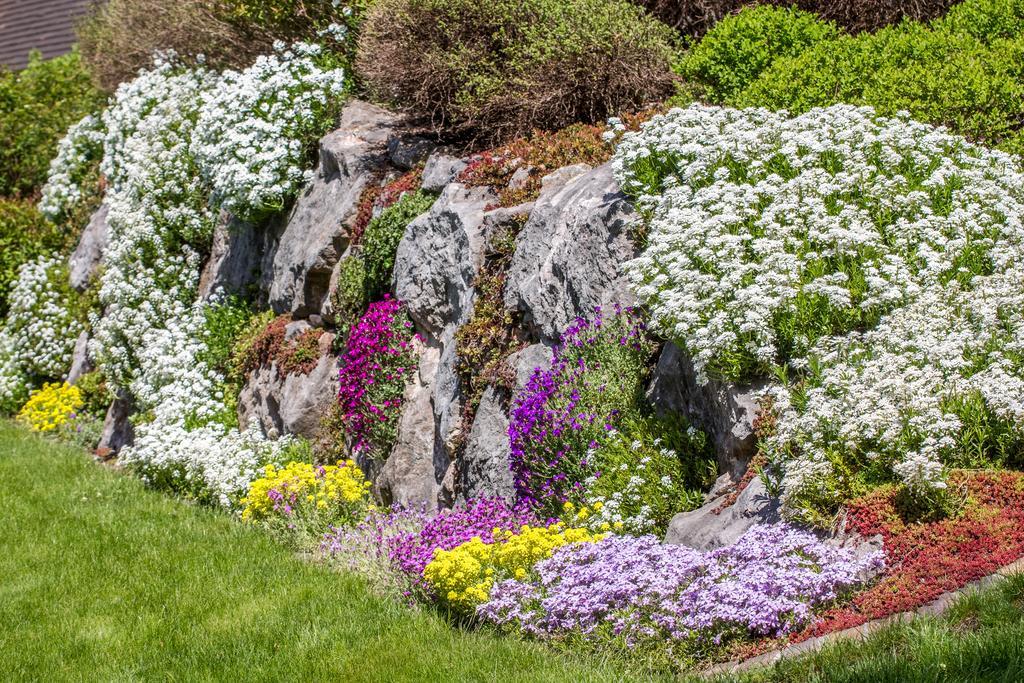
[241,459,372,543]
[422,504,606,612]
[17,382,84,432]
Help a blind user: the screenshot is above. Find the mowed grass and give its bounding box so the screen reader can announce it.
[3,420,1024,682]
[0,421,629,682]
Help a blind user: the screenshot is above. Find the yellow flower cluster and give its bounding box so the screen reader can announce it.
[241,459,371,522]
[423,511,606,612]
[17,382,84,432]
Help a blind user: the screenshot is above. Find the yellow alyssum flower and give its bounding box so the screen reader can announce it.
[17,382,84,432]
[241,459,371,522]
[422,520,606,613]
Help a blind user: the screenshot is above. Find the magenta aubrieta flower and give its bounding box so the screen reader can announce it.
[478,524,883,647]
[386,498,537,577]
[507,305,651,513]
[337,296,420,457]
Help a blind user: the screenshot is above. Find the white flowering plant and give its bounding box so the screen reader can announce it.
[29,44,350,506]
[192,41,347,221]
[4,256,85,380]
[583,415,717,535]
[38,114,105,222]
[614,104,1024,521]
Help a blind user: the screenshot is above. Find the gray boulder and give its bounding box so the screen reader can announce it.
[236,337,339,441]
[504,162,638,343]
[393,183,497,339]
[268,101,400,317]
[377,345,450,508]
[421,153,468,193]
[66,331,92,384]
[646,342,768,478]
[68,203,109,291]
[664,477,780,550]
[388,135,436,171]
[97,391,134,454]
[460,343,553,501]
[198,210,269,300]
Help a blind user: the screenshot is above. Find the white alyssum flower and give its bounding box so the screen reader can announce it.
[616,104,1024,501]
[191,41,346,221]
[38,113,105,220]
[4,256,82,379]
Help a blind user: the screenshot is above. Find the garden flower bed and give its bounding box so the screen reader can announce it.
[4,4,1024,674]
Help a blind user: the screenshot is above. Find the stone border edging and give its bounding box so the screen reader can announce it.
[706,556,1024,677]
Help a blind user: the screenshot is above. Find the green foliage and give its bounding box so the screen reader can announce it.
[585,414,717,534]
[0,51,102,197]
[73,370,111,418]
[727,0,1024,155]
[229,309,277,382]
[331,255,368,332]
[362,190,435,301]
[333,190,436,327]
[0,200,74,316]
[358,0,678,140]
[199,297,257,429]
[676,6,840,103]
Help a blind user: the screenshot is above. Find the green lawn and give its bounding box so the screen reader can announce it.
[0,422,628,682]
[3,420,1024,682]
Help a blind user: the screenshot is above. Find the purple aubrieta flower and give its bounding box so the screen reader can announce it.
[507,306,651,512]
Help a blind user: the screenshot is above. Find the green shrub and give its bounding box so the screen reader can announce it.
[0,51,101,197]
[361,190,434,301]
[730,2,1024,155]
[677,5,839,102]
[635,0,956,37]
[358,0,678,140]
[934,0,1024,41]
[0,200,76,316]
[78,0,362,90]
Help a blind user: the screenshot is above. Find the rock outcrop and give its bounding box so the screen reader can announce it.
[198,210,270,300]
[68,203,109,292]
[664,476,780,550]
[504,162,638,343]
[268,101,399,317]
[647,342,767,479]
[237,334,339,441]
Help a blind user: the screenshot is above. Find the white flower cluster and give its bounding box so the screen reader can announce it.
[4,256,82,379]
[614,104,1024,383]
[191,42,346,220]
[38,113,105,220]
[62,46,342,505]
[0,329,29,413]
[614,104,1024,500]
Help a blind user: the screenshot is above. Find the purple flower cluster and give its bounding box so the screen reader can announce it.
[478,524,883,647]
[337,296,419,456]
[508,305,651,512]
[387,498,536,576]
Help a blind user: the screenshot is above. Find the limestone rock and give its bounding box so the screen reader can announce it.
[68,203,109,291]
[268,101,399,317]
[388,135,436,170]
[236,350,340,441]
[504,162,638,343]
[393,183,496,339]
[664,477,780,550]
[377,345,449,508]
[97,391,134,454]
[646,342,767,478]
[421,153,467,193]
[198,210,268,300]
[460,343,553,501]
[66,331,92,384]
